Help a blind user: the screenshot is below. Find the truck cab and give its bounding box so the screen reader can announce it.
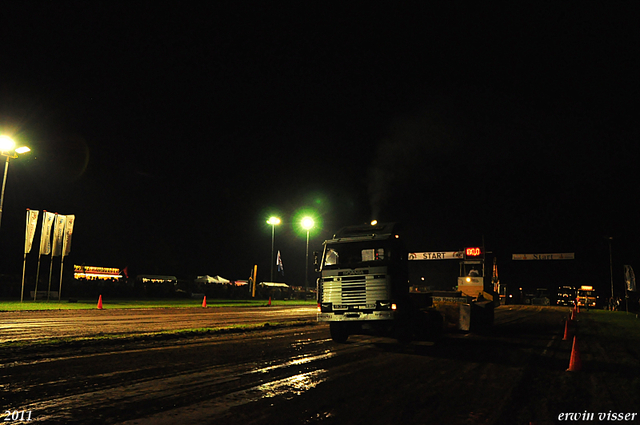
[317,222,410,342]
[576,285,597,308]
[556,286,576,306]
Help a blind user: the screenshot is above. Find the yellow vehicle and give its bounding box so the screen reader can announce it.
[576,285,597,308]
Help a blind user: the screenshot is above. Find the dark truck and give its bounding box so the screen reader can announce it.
[316,222,443,343]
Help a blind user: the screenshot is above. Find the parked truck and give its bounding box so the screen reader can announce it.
[316,222,444,343]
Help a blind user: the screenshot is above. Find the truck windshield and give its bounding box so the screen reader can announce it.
[323,242,390,269]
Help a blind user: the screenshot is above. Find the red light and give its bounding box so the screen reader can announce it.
[465,247,481,257]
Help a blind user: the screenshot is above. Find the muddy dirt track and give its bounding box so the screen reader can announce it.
[1,306,639,425]
[0,306,317,343]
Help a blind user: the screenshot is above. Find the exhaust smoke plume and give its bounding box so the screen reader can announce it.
[367,108,460,221]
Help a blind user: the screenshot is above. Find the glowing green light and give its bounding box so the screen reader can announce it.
[292,208,321,237]
[301,216,314,230]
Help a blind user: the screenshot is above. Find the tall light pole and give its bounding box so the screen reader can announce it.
[608,236,614,305]
[0,135,31,231]
[301,216,314,290]
[267,217,281,282]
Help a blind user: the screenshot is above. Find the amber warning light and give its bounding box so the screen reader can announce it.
[465,247,482,257]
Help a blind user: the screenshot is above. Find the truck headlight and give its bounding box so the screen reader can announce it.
[377,301,392,310]
[320,302,332,312]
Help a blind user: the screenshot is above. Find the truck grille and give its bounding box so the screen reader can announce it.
[321,275,388,306]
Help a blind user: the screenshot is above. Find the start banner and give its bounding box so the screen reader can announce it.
[512,253,575,260]
[408,251,463,260]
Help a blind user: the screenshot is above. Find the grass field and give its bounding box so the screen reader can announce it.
[0,298,317,311]
[580,309,640,362]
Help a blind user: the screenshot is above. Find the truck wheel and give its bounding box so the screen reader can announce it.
[330,322,349,343]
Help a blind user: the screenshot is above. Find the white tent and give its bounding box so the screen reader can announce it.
[195,275,231,284]
[259,282,289,288]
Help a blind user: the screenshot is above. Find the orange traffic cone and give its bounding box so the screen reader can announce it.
[562,319,572,340]
[567,336,582,371]
[268,297,271,306]
[202,296,207,308]
[97,295,103,310]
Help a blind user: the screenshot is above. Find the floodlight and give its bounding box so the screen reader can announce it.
[0,135,15,152]
[301,217,314,230]
[267,216,281,226]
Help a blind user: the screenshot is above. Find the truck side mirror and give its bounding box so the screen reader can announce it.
[313,251,319,272]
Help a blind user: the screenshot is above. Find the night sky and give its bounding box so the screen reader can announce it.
[1,2,638,295]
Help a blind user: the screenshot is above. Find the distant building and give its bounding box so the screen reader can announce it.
[137,275,177,284]
[74,265,122,281]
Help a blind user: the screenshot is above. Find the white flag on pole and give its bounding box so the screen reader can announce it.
[51,214,67,257]
[62,215,75,257]
[39,211,55,256]
[277,250,284,276]
[24,210,39,254]
[625,265,636,292]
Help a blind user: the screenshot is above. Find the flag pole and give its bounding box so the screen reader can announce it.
[33,252,42,301]
[20,209,29,302]
[48,213,64,302]
[21,209,39,302]
[47,258,54,302]
[34,210,50,301]
[58,254,65,302]
[58,215,75,302]
[20,252,27,302]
